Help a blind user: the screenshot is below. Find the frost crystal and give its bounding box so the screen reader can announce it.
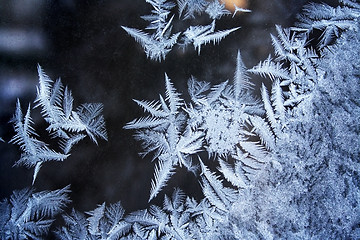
[123,0,242,60]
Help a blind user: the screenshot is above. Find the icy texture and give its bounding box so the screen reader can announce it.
[122,0,247,61]
[1,0,359,239]
[122,0,360,238]
[0,186,70,239]
[9,66,107,184]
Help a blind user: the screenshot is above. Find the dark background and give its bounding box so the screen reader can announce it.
[0,0,337,212]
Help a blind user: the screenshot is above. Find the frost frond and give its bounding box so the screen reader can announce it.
[248,55,290,81]
[233,50,253,100]
[10,100,69,184]
[1,186,70,239]
[177,0,208,19]
[149,158,176,202]
[199,158,237,212]
[205,1,231,20]
[184,21,240,54]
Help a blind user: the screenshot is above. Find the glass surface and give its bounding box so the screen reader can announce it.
[1,0,311,210]
[1,0,357,239]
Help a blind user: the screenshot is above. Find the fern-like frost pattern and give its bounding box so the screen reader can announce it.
[9,66,107,184]
[122,0,247,61]
[2,0,360,239]
[0,186,70,240]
